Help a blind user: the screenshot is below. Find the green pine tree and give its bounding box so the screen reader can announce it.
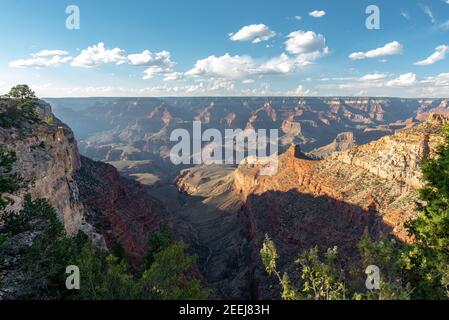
[403,125,449,299]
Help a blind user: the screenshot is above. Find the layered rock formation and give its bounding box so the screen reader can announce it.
[231,115,446,298]
[175,165,252,299]
[0,99,84,234]
[49,97,449,185]
[235,116,446,241]
[75,156,168,264]
[0,99,169,260]
[174,115,447,299]
[308,131,357,159]
[6,96,446,300]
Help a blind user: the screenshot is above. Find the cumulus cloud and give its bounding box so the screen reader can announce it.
[128,50,173,67]
[414,45,449,66]
[9,48,72,68]
[9,42,180,81]
[421,72,449,86]
[349,41,403,60]
[287,85,313,96]
[9,55,72,68]
[185,51,323,81]
[359,73,388,81]
[163,72,184,81]
[316,71,449,97]
[257,53,299,75]
[33,50,69,57]
[294,16,302,21]
[309,10,326,18]
[128,50,176,79]
[71,42,127,68]
[285,30,326,55]
[62,81,287,97]
[386,73,417,87]
[185,29,329,81]
[185,53,256,79]
[229,24,276,43]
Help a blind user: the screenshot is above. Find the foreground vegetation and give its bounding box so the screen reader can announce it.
[261,125,449,300]
[0,195,209,299]
[0,84,40,128]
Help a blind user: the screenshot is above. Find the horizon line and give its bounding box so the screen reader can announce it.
[42,96,449,100]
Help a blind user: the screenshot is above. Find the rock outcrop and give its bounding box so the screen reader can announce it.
[51,97,449,180]
[308,131,357,159]
[75,156,168,265]
[231,115,447,298]
[1,98,170,261]
[0,99,84,234]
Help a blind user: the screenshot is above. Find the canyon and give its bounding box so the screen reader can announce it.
[2,96,449,299]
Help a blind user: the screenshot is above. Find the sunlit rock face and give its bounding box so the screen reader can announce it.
[230,116,447,298]
[1,99,84,234]
[1,99,169,262]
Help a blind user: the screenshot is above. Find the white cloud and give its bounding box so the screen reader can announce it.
[321,76,357,82]
[33,50,69,57]
[208,79,236,91]
[258,53,299,75]
[185,53,256,79]
[360,73,388,81]
[186,31,329,81]
[349,41,403,60]
[25,83,201,98]
[9,48,72,68]
[9,55,72,68]
[163,72,184,81]
[128,50,173,67]
[23,71,449,98]
[312,71,449,97]
[285,30,326,55]
[309,10,326,18]
[386,73,417,87]
[71,42,126,68]
[128,50,175,79]
[229,24,276,43]
[295,16,302,21]
[421,5,436,24]
[414,45,449,66]
[400,9,410,20]
[9,43,179,81]
[287,85,313,96]
[142,66,171,79]
[185,51,321,81]
[421,73,449,86]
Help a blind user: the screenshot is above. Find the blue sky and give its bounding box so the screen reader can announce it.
[1,0,448,97]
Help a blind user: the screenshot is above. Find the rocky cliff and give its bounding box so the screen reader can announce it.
[230,114,447,298]
[0,99,84,235]
[75,156,169,265]
[0,98,169,260]
[308,131,357,159]
[50,97,449,185]
[235,115,446,243]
